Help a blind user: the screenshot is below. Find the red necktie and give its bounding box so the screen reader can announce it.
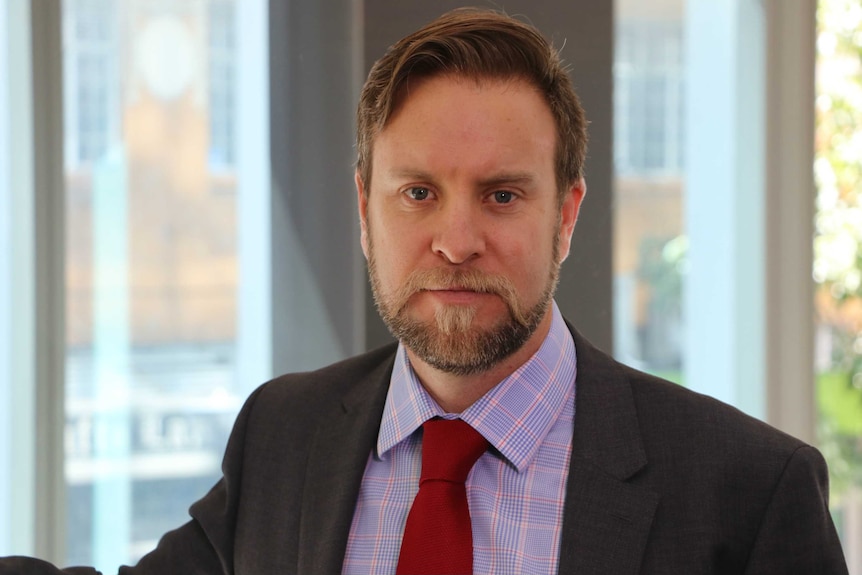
[396,418,489,575]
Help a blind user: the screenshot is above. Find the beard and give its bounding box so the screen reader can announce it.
[367,233,561,376]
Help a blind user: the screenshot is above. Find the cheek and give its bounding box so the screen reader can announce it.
[368,221,421,286]
[504,227,558,291]
[495,240,544,284]
[372,204,438,264]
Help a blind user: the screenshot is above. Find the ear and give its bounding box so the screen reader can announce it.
[356,170,370,259]
[557,178,586,263]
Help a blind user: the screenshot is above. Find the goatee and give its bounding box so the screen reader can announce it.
[368,260,558,376]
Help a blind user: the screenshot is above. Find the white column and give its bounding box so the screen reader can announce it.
[0,0,36,557]
[236,0,273,393]
[0,0,9,554]
[684,0,766,419]
[90,148,132,572]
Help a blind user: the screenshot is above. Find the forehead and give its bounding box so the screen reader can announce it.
[388,73,546,125]
[372,75,557,177]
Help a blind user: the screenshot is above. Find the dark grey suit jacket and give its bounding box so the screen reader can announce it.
[0,327,849,574]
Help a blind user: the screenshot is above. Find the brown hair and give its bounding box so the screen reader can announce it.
[356,7,588,199]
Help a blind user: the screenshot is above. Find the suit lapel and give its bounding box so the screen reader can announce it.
[557,328,659,575]
[296,348,396,575]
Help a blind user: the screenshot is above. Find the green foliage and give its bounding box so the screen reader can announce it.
[815,0,862,502]
[818,371,862,435]
[815,0,862,300]
[636,235,687,316]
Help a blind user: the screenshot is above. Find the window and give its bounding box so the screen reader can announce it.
[615,0,858,566]
[615,18,684,176]
[6,0,362,566]
[62,0,256,567]
[613,0,686,380]
[615,0,769,414]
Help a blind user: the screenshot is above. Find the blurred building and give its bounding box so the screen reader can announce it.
[64,0,238,350]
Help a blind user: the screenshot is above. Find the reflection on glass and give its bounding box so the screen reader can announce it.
[613,0,686,383]
[63,0,244,567]
[814,0,862,567]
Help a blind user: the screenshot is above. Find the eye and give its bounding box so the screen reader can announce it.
[406,187,431,201]
[492,191,515,204]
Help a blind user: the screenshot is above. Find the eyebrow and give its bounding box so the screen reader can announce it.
[387,169,538,188]
[476,172,537,188]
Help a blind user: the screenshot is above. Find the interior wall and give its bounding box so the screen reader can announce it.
[268,0,366,374]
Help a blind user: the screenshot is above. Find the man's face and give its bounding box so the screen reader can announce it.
[357,75,583,375]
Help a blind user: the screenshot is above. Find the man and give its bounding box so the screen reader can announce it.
[0,7,849,575]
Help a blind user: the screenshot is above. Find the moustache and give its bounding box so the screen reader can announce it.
[391,268,529,327]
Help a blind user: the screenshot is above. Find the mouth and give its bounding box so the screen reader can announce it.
[425,286,476,292]
[423,283,495,294]
[421,288,492,304]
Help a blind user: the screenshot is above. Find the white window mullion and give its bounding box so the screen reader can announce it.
[236,0,273,393]
[0,0,36,557]
[0,0,65,562]
[684,0,767,418]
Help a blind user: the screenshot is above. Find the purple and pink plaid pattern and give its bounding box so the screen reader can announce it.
[342,302,577,575]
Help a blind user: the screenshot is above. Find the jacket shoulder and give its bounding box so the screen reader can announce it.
[621,362,806,456]
[255,342,398,405]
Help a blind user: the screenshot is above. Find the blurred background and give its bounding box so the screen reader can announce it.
[0,0,859,572]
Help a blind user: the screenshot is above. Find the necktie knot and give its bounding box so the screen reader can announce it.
[420,418,488,483]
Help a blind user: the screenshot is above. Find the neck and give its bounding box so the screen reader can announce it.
[406,310,553,413]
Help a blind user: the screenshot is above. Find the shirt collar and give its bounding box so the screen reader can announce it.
[376,301,577,472]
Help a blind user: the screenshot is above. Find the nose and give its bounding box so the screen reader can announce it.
[430,201,486,265]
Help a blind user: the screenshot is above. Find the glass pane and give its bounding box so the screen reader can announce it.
[814,0,862,568]
[62,0,255,568]
[615,0,769,418]
[613,0,686,384]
